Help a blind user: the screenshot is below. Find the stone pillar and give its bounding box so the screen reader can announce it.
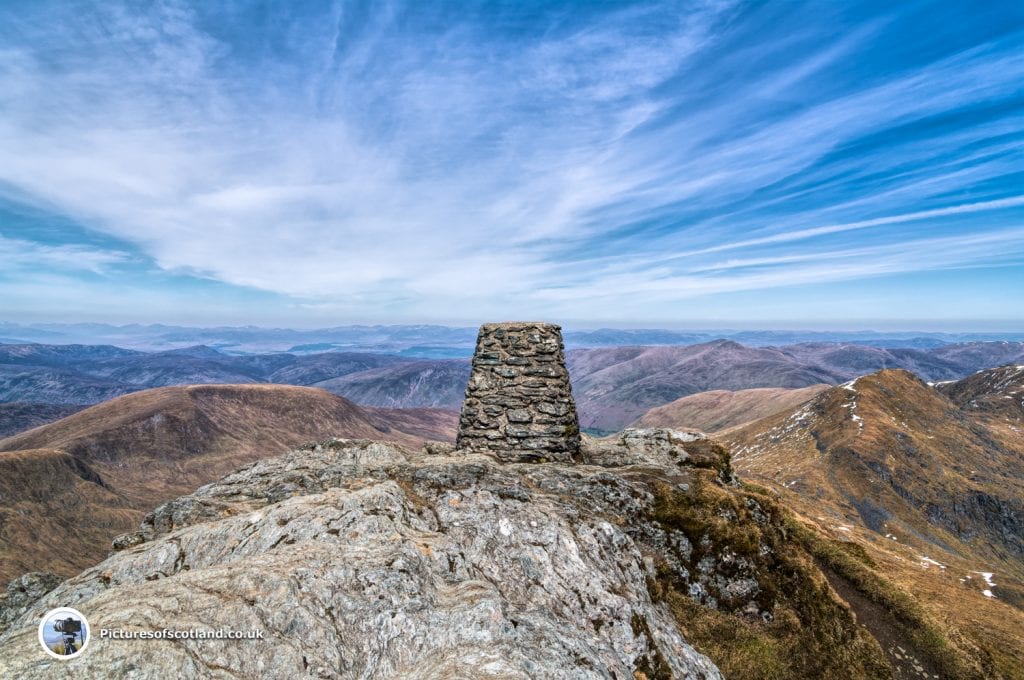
[456,322,581,462]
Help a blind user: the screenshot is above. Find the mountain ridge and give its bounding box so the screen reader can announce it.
[0,384,457,583]
[3,321,1022,353]
[722,367,1024,676]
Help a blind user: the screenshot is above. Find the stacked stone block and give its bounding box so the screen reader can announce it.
[456,322,581,462]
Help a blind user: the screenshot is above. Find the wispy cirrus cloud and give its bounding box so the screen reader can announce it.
[0,0,1021,326]
[645,195,1024,263]
[0,236,129,275]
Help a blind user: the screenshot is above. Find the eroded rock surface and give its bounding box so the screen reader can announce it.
[0,571,62,631]
[0,437,724,679]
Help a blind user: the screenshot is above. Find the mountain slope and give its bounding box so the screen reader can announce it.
[0,449,137,588]
[728,370,1024,563]
[363,406,460,443]
[0,402,84,437]
[723,368,1024,676]
[315,359,472,409]
[81,351,263,387]
[632,384,830,433]
[776,342,1024,382]
[0,385,457,582]
[265,351,407,385]
[930,344,1024,374]
[0,364,133,404]
[937,364,1024,423]
[0,343,142,365]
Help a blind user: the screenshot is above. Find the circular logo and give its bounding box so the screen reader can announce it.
[38,607,90,659]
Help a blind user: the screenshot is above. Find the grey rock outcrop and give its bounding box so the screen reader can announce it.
[583,428,733,476]
[0,571,62,632]
[0,437,723,679]
[456,322,581,462]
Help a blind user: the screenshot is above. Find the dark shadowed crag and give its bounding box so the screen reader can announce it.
[456,322,581,462]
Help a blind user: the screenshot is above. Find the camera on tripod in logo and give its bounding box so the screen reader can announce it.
[38,607,90,659]
[53,617,82,635]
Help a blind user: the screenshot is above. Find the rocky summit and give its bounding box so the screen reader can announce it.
[457,322,581,462]
[0,430,891,679]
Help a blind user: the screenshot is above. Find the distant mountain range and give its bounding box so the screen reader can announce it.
[1,321,1022,355]
[0,384,457,583]
[568,340,1024,431]
[2,339,1023,436]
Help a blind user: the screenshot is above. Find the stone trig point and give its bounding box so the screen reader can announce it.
[456,322,581,462]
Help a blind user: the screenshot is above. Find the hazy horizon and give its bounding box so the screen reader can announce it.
[3,319,1023,353]
[2,318,1024,334]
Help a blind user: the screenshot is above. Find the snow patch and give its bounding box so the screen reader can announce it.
[919,556,946,569]
[787,404,814,424]
[841,399,864,431]
[970,572,997,597]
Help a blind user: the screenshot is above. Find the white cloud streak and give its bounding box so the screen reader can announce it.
[0,0,1021,323]
[0,236,129,274]
[648,195,1024,263]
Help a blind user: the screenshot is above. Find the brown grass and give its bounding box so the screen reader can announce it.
[722,369,1024,678]
[645,477,891,680]
[791,519,995,679]
[634,384,831,434]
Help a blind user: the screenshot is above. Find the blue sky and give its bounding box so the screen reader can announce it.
[0,0,1022,329]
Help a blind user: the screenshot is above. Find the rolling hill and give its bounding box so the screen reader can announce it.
[631,384,831,433]
[0,384,458,582]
